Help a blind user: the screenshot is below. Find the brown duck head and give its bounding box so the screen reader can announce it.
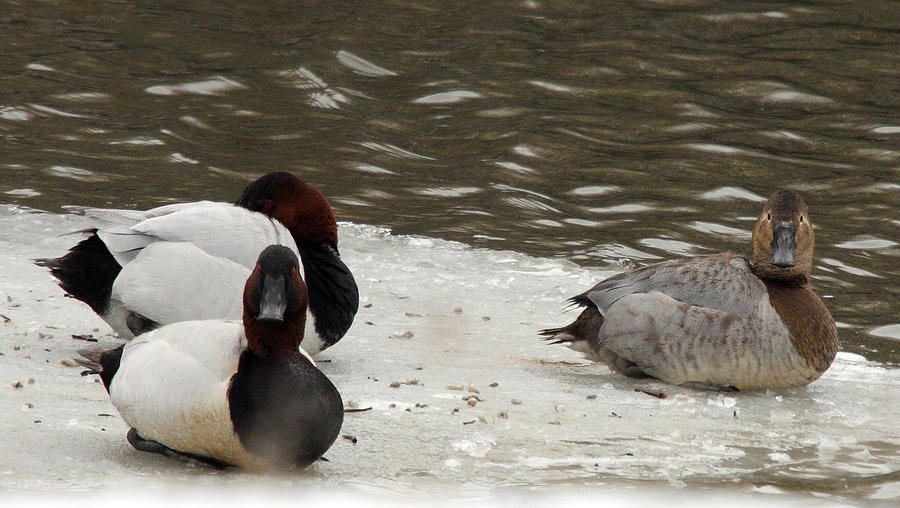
[751,189,815,284]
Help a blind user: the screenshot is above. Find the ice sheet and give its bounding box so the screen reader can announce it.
[0,205,896,505]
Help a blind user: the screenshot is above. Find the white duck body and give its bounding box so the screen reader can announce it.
[95,244,342,470]
[79,203,327,353]
[94,201,297,267]
[109,324,321,469]
[108,320,262,468]
[110,242,249,324]
[41,172,359,355]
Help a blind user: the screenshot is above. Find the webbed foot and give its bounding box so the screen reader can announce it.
[126,428,231,470]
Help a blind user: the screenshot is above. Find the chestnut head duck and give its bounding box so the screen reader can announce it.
[541,189,838,391]
[79,245,344,469]
[37,172,358,355]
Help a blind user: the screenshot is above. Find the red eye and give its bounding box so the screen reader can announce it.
[255,265,262,274]
[290,268,297,278]
[263,202,272,210]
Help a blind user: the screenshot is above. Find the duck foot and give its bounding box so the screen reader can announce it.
[680,382,740,392]
[126,428,231,470]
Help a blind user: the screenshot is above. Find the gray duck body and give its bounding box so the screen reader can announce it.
[542,189,839,391]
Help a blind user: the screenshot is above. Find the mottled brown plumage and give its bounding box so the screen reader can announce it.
[542,189,839,390]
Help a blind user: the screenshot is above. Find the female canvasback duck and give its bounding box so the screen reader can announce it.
[38,172,358,355]
[541,189,839,391]
[79,245,344,469]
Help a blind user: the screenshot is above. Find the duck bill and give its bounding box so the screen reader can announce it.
[257,275,287,322]
[770,222,796,268]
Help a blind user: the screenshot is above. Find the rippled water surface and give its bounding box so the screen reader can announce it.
[1,0,898,499]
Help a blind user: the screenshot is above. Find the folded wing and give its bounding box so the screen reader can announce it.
[578,253,766,318]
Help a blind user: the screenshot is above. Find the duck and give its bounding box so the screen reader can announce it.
[541,189,839,391]
[78,245,344,469]
[37,171,358,355]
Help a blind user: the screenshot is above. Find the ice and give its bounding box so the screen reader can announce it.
[451,434,496,458]
[0,204,898,504]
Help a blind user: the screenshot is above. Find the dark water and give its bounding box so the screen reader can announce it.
[1,0,898,364]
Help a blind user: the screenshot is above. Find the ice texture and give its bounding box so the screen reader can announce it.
[0,204,897,505]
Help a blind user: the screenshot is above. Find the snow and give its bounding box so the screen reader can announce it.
[1,204,897,505]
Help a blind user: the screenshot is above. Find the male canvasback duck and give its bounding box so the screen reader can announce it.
[79,245,344,469]
[541,189,839,391]
[37,171,358,355]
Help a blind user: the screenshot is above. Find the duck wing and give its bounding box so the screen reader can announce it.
[577,253,766,317]
[111,242,248,326]
[85,202,297,267]
[579,254,774,388]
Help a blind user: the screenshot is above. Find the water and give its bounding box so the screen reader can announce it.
[0,0,898,503]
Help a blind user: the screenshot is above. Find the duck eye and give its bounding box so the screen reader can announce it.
[766,213,771,221]
[799,215,804,223]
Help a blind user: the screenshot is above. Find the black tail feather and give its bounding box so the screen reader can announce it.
[35,231,120,315]
[567,293,594,308]
[538,325,576,344]
[77,345,125,393]
[74,348,104,372]
[539,305,604,346]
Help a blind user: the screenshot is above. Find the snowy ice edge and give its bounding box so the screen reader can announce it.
[2,206,898,503]
[2,204,895,381]
[2,204,895,372]
[0,485,848,508]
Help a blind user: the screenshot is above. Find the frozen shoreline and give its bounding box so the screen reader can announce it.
[1,204,897,504]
